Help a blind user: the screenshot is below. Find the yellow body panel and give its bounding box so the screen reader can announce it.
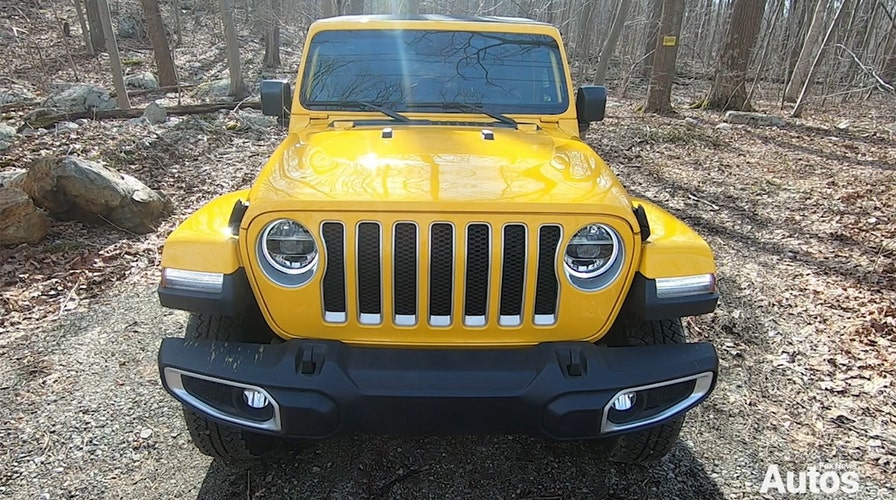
[634,199,716,278]
[161,191,248,274]
[242,211,639,346]
[160,17,718,347]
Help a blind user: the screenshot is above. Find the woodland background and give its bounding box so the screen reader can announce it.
[0,0,894,499]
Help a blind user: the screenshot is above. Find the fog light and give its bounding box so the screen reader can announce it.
[242,389,270,409]
[611,392,637,411]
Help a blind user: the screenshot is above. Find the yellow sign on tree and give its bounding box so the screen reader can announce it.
[662,35,677,47]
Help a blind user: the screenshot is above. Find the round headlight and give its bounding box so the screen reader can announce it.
[261,219,318,275]
[563,224,619,279]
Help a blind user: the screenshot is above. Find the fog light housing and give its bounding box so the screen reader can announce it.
[611,392,637,411]
[242,389,270,409]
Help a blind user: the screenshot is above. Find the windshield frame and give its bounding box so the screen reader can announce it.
[296,26,573,118]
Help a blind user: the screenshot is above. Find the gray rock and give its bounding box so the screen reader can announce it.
[74,118,89,126]
[45,84,116,114]
[723,111,785,127]
[22,156,168,234]
[0,187,50,246]
[237,109,276,129]
[0,88,37,105]
[125,72,159,90]
[127,117,151,126]
[117,16,141,39]
[715,123,732,130]
[54,121,80,132]
[142,102,167,124]
[0,169,26,188]
[194,79,232,99]
[0,123,16,151]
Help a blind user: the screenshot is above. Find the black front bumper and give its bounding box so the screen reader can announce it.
[158,338,718,440]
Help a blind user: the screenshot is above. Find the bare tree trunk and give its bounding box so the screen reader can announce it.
[321,0,334,18]
[644,0,686,114]
[398,0,419,14]
[784,0,829,102]
[347,0,364,15]
[219,0,248,99]
[263,0,281,68]
[792,0,851,116]
[85,0,105,53]
[73,0,95,56]
[96,0,130,109]
[169,0,182,46]
[141,0,178,87]
[594,0,633,85]
[641,0,663,78]
[705,0,766,110]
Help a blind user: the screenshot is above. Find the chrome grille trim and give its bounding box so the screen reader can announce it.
[463,223,491,327]
[533,225,562,326]
[356,221,382,325]
[428,222,455,327]
[392,222,419,327]
[320,220,563,328]
[320,221,347,324]
[498,223,527,327]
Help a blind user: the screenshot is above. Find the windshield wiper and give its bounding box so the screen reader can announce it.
[313,100,410,122]
[407,102,517,127]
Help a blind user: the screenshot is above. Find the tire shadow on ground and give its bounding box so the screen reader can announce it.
[196,434,723,499]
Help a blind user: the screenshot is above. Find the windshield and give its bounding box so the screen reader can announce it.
[300,29,569,115]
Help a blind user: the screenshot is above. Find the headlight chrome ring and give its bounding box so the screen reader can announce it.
[563,223,624,291]
[258,219,319,287]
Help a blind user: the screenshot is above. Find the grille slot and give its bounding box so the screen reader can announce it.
[356,222,382,324]
[499,224,526,326]
[429,223,454,326]
[321,222,346,323]
[393,223,418,325]
[464,224,491,326]
[534,225,562,325]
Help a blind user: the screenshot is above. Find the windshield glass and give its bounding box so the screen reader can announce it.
[300,29,569,115]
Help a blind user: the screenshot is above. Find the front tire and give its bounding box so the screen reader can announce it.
[602,318,687,464]
[181,311,278,462]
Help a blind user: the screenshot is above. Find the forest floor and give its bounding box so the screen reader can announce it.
[2,1,896,499]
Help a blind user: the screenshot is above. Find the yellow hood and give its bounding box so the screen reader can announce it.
[247,124,635,220]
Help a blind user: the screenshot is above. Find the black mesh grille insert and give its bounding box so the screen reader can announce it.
[500,225,526,317]
[393,223,417,317]
[357,222,381,315]
[321,222,346,314]
[429,223,454,318]
[464,224,490,318]
[534,225,561,316]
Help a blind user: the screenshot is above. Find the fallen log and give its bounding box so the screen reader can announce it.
[109,83,198,98]
[21,100,262,129]
[2,86,197,113]
[1,100,42,112]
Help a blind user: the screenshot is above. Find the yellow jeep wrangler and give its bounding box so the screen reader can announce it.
[157,15,719,464]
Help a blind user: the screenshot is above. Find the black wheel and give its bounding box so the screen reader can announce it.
[602,318,687,464]
[181,309,279,462]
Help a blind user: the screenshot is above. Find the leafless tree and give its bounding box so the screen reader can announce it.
[594,0,633,85]
[141,0,178,87]
[644,0,686,113]
[705,0,766,110]
[96,0,130,109]
[219,0,248,99]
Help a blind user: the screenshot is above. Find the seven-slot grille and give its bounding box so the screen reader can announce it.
[321,222,562,327]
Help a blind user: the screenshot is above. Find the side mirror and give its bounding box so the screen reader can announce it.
[260,79,292,122]
[576,85,607,127]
